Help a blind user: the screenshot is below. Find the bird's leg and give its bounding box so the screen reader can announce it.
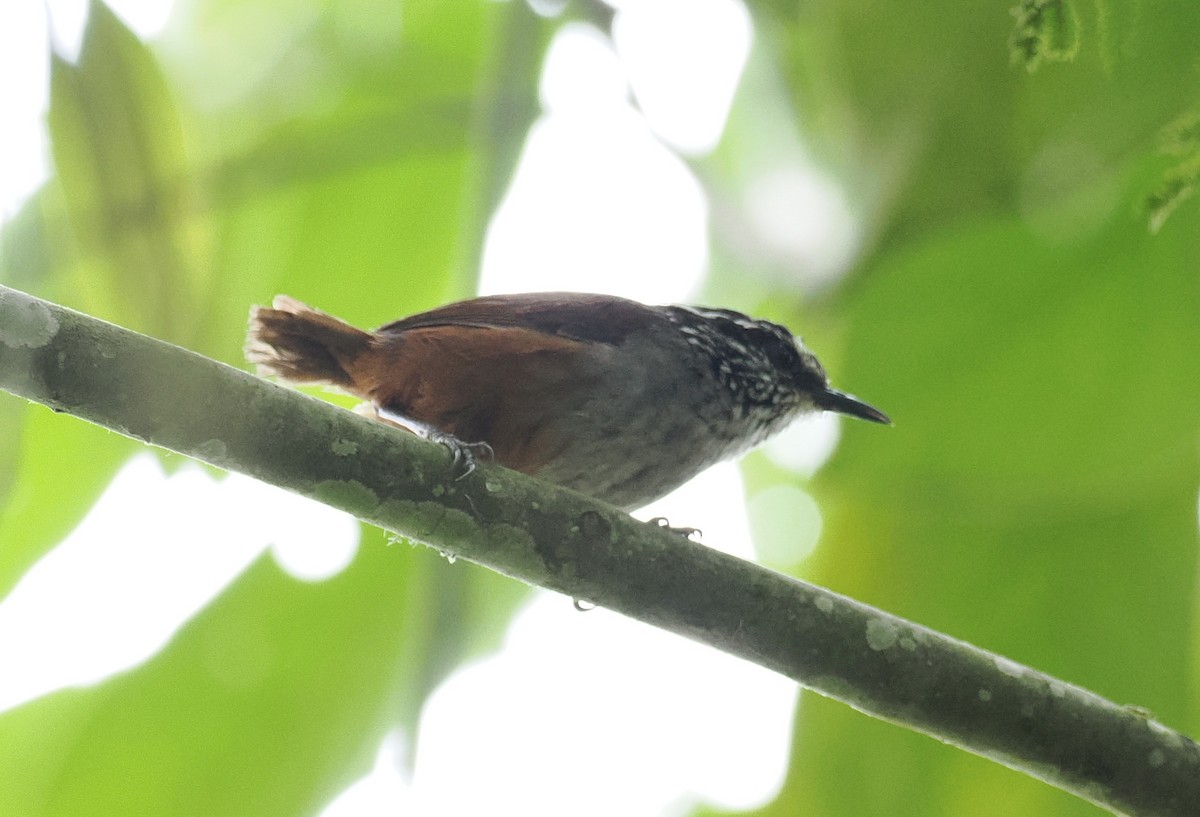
[648,517,703,540]
[369,405,494,480]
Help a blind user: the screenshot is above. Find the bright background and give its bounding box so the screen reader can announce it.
[1,1,1199,816]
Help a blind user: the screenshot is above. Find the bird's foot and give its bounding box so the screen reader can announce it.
[371,405,493,480]
[428,430,494,480]
[649,517,702,540]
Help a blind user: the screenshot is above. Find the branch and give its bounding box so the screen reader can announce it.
[1,283,1197,817]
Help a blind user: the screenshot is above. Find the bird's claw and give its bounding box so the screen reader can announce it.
[649,517,702,540]
[430,431,494,480]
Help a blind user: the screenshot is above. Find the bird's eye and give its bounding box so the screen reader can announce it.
[763,334,801,372]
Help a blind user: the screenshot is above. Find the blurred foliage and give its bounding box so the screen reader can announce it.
[726,1,1200,816]
[0,0,1198,816]
[1,0,541,814]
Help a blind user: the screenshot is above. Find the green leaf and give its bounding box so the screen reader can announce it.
[1144,153,1200,234]
[0,405,136,599]
[47,0,197,342]
[2,0,196,583]
[1009,0,1081,72]
[771,213,1200,816]
[1144,111,1200,233]
[754,0,1200,244]
[712,6,1200,811]
[2,3,548,808]
[0,532,437,817]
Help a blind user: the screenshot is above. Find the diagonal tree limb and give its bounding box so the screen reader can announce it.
[1,283,1197,817]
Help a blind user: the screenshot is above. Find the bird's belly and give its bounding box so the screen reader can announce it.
[529,402,743,511]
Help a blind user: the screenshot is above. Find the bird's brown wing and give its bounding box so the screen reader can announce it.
[353,323,601,475]
[375,292,661,347]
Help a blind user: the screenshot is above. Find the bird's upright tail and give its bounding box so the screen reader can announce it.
[246,295,372,390]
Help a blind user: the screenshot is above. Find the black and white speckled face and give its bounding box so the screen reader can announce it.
[663,305,829,418]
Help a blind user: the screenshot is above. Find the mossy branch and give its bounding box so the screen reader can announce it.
[1,284,1197,817]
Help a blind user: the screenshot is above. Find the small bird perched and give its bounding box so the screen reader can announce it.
[246,292,889,510]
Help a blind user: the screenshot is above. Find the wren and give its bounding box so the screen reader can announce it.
[245,292,890,511]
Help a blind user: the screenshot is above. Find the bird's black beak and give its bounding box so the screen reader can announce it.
[816,388,892,425]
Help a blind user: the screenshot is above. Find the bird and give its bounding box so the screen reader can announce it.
[246,292,890,511]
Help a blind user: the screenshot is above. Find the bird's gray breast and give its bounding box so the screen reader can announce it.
[529,328,774,509]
